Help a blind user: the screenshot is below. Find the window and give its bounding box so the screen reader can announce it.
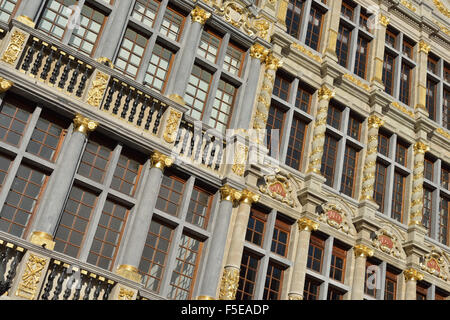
[377,132,390,157]
[399,63,412,106]
[428,55,439,74]
[0,155,12,190]
[265,105,285,154]
[224,44,244,76]
[383,52,396,95]
[273,74,291,101]
[38,0,76,40]
[426,79,438,121]
[424,157,434,182]
[285,116,307,171]
[320,135,338,187]
[303,277,321,300]
[340,145,358,197]
[286,0,305,39]
[439,197,449,246]
[236,251,259,300]
[198,30,221,64]
[87,200,129,270]
[54,186,97,258]
[144,44,175,94]
[159,6,185,41]
[347,115,361,141]
[384,270,397,300]
[395,142,408,167]
[354,36,369,79]
[336,24,351,68]
[295,84,312,112]
[444,89,450,130]
[271,218,290,257]
[329,245,346,283]
[132,0,160,28]
[246,208,267,247]
[110,152,142,197]
[0,98,31,147]
[422,188,433,234]
[155,171,186,217]
[327,286,345,300]
[0,165,47,238]
[307,234,324,273]
[327,103,342,129]
[139,220,173,292]
[391,172,405,223]
[209,80,236,133]
[185,65,213,121]
[0,0,20,23]
[341,1,354,21]
[167,234,203,300]
[26,115,65,162]
[263,263,284,300]
[385,29,397,48]
[115,28,148,79]
[186,185,212,229]
[402,39,414,60]
[442,166,450,190]
[77,138,113,184]
[374,162,388,212]
[364,260,378,298]
[304,6,323,51]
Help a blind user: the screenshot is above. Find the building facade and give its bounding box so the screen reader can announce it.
[0,0,447,301]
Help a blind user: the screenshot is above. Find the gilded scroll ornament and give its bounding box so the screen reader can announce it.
[86,71,109,107]
[191,6,211,24]
[16,254,47,300]
[403,268,423,282]
[220,185,242,202]
[318,203,355,235]
[163,110,182,143]
[16,15,36,28]
[1,30,27,65]
[73,114,98,135]
[118,287,135,300]
[0,77,13,93]
[372,227,405,259]
[354,244,374,258]
[219,267,240,300]
[318,85,335,101]
[151,151,174,170]
[418,40,431,54]
[250,43,269,61]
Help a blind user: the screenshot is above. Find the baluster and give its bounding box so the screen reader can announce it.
[153,104,164,134]
[5,250,21,288]
[83,277,94,300]
[194,134,203,162]
[202,138,210,165]
[188,130,195,158]
[208,138,216,168]
[49,54,62,85]
[128,93,140,123]
[58,56,72,89]
[145,101,157,131]
[67,62,80,93]
[112,85,124,115]
[103,80,116,111]
[63,271,74,300]
[0,248,8,295]
[92,280,102,300]
[30,44,45,77]
[52,267,67,300]
[180,128,190,155]
[121,88,133,119]
[137,96,148,127]
[73,278,82,301]
[215,146,223,171]
[40,47,55,81]
[103,282,112,300]
[21,39,37,72]
[41,264,58,300]
[76,67,89,97]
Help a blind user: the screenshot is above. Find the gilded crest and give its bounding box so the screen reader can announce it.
[259,168,296,207]
[372,226,406,259]
[420,247,449,281]
[318,202,356,235]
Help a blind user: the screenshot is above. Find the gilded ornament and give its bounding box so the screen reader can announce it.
[433,20,450,36]
[116,264,142,283]
[354,244,374,258]
[118,287,135,300]
[16,254,47,300]
[16,15,36,28]
[419,247,449,281]
[163,109,182,143]
[403,268,424,282]
[240,189,260,205]
[413,141,429,155]
[391,102,414,118]
[1,30,27,65]
[96,57,114,68]
[259,169,296,207]
[265,53,283,71]
[219,267,240,300]
[73,114,98,135]
[232,144,248,177]
[86,71,109,107]
[433,0,450,18]
[379,14,390,27]
[297,217,319,232]
[191,6,211,25]
[343,74,370,91]
[291,43,322,63]
[250,43,269,61]
[151,151,174,170]
[0,77,13,93]
[220,185,242,202]
[436,127,450,139]
[318,203,355,235]
[418,40,431,54]
[318,86,335,101]
[29,231,55,250]
[168,93,186,106]
[368,115,384,129]
[399,0,417,12]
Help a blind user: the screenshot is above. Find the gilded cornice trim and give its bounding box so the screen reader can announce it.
[433,0,450,18]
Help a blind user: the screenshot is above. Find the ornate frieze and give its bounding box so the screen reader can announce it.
[219,267,240,300]
[15,254,48,300]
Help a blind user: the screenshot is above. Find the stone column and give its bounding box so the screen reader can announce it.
[166,6,211,105]
[370,14,390,87]
[351,244,374,300]
[197,185,241,300]
[404,268,424,300]
[307,86,335,174]
[28,114,98,250]
[235,44,268,130]
[252,53,283,143]
[116,152,174,283]
[360,115,384,201]
[409,141,429,226]
[95,1,134,61]
[288,218,319,300]
[414,40,431,113]
[219,190,260,300]
[322,0,343,59]
[16,0,44,21]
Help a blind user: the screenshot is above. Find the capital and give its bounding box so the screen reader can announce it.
[151,151,174,170]
[29,231,55,250]
[250,43,269,62]
[116,264,142,283]
[403,268,424,282]
[96,57,114,68]
[368,115,384,129]
[191,6,211,25]
[0,77,13,93]
[413,141,429,155]
[297,217,319,232]
[379,14,390,27]
[240,189,260,205]
[418,40,430,54]
[318,86,335,101]
[220,185,242,202]
[354,244,374,258]
[73,114,98,135]
[265,53,283,71]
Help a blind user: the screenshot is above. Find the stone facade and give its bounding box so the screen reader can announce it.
[0,0,447,301]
